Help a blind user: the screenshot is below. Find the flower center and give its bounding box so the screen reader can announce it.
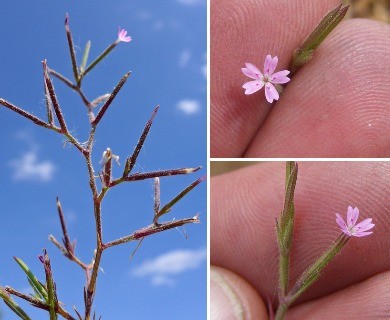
[261,74,271,84]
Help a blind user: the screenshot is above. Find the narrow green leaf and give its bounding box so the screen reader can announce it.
[3,299,31,320]
[13,257,48,302]
[27,278,45,301]
[156,176,206,220]
[290,4,349,74]
[80,41,91,73]
[80,41,117,80]
[0,289,32,320]
[287,234,349,305]
[285,161,295,190]
[300,4,349,52]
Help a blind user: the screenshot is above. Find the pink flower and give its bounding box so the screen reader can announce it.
[335,206,375,237]
[117,27,132,43]
[241,55,290,103]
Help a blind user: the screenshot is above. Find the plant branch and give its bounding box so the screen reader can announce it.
[103,215,200,249]
[5,286,47,310]
[92,71,131,126]
[39,250,58,320]
[80,41,119,80]
[65,14,80,84]
[56,198,73,254]
[154,177,160,214]
[84,245,103,320]
[43,60,68,133]
[155,175,206,223]
[44,80,54,126]
[48,68,92,107]
[123,105,159,176]
[49,198,89,272]
[5,287,76,320]
[48,68,77,89]
[0,98,60,131]
[110,166,202,188]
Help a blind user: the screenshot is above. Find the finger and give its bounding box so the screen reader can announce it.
[245,19,390,157]
[211,265,268,320]
[211,162,390,304]
[211,0,340,157]
[287,271,390,319]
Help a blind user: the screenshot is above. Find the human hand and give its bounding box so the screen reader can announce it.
[211,162,390,319]
[211,0,390,157]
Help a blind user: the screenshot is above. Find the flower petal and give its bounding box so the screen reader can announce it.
[242,63,262,79]
[335,213,347,231]
[351,207,360,226]
[352,231,373,237]
[243,80,264,95]
[354,218,375,232]
[264,83,279,103]
[346,206,357,227]
[270,70,290,84]
[264,55,278,76]
[118,28,132,42]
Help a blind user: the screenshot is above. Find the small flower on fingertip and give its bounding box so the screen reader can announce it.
[241,55,290,103]
[117,27,132,43]
[335,206,375,237]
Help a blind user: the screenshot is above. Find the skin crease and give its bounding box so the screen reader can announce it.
[211,162,390,319]
[211,0,390,157]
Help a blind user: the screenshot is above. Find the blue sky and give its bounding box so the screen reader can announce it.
[0,0,206,319]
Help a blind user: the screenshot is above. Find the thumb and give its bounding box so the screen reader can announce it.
[211,265,269,319]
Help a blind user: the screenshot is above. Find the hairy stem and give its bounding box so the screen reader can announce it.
[103,215,200,249]
[0,98,60,131]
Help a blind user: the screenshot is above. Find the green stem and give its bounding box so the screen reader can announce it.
[278,249,290,300]
[80,41,118,81]
[275,234,350,319]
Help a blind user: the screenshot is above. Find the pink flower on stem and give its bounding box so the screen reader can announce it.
[117,27,132,43]
[241,55,290,103]
[335,206,375,237]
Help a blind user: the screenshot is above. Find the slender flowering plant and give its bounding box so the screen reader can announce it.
[273,162,374,320]
[0,14,204,320]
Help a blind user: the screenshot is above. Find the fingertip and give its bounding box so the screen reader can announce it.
[246,18,390,157]
[287,271,390,319]
[211,265,269,320]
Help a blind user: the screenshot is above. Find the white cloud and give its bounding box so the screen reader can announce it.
[177,0,205,5]
[151,275,175,287]
[178,50,192,68]
[132,248,206,286]
[9,149,56,182]
[177,99,201,115]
